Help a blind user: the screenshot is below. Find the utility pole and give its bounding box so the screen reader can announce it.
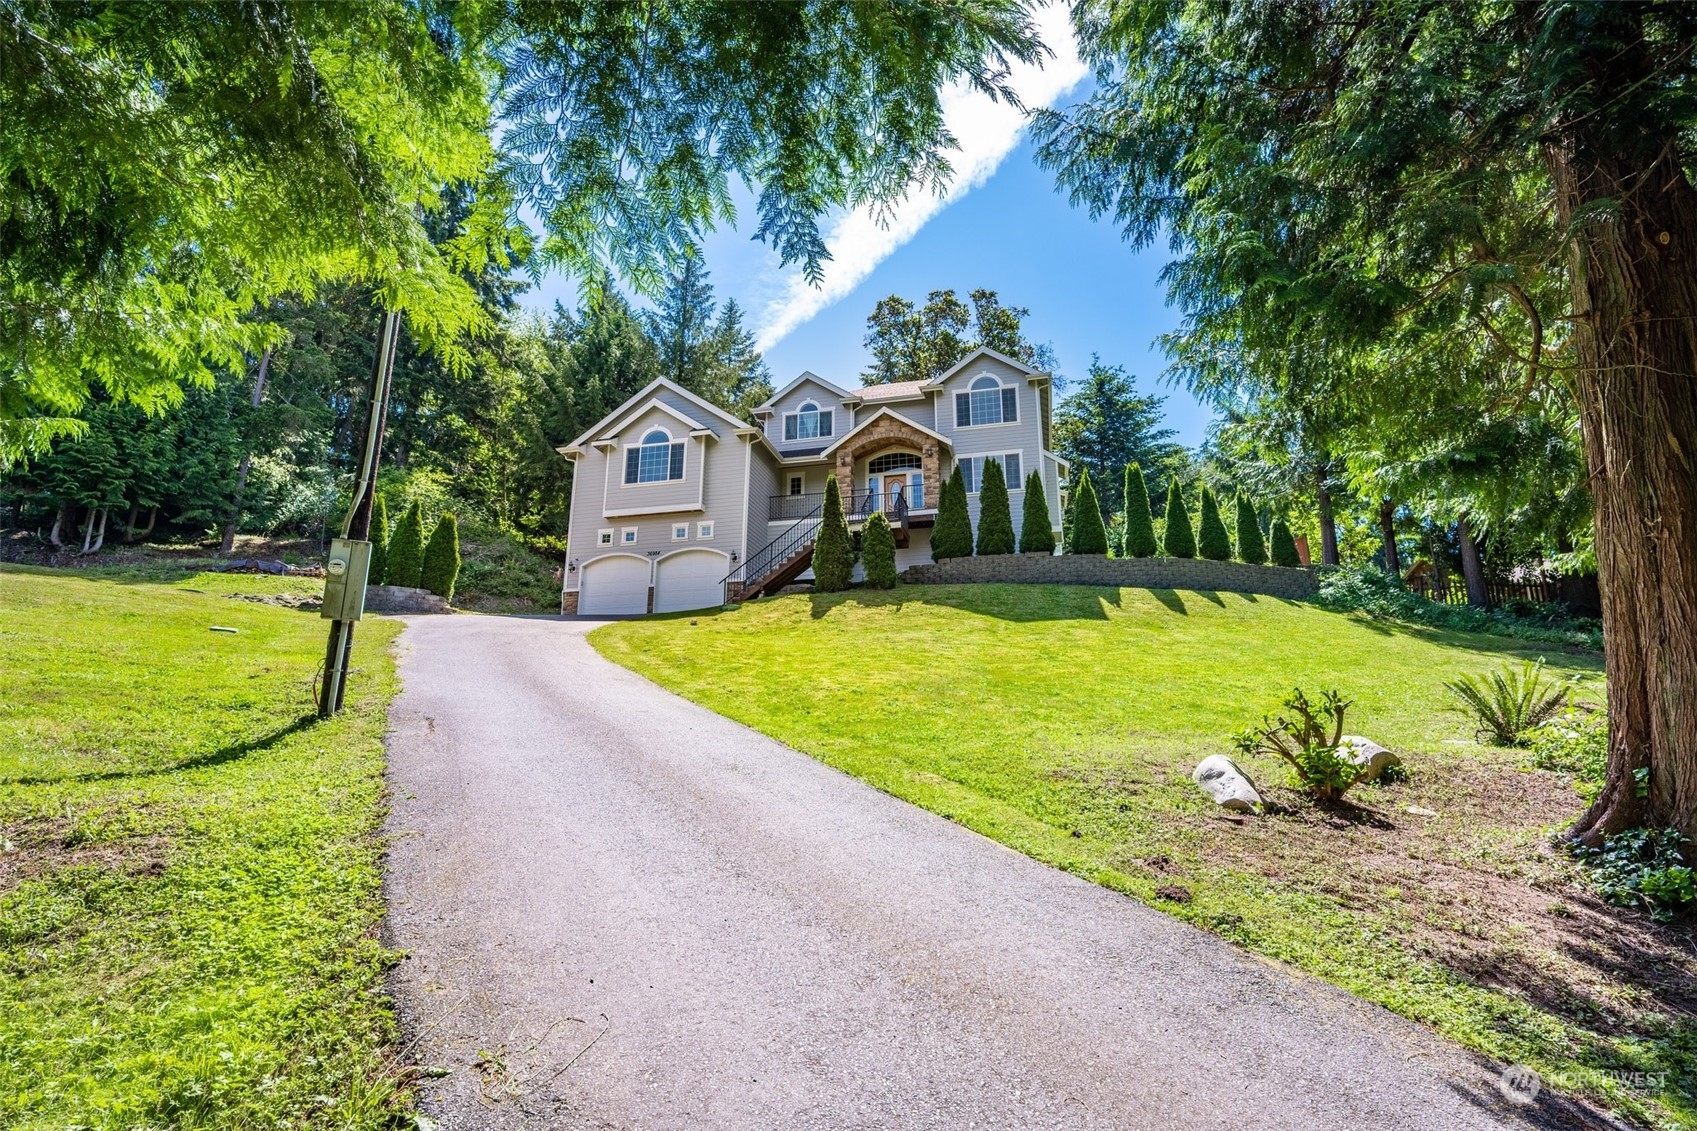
[318,310,402,717]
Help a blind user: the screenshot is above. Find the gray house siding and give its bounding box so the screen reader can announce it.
[935,356,1059,535]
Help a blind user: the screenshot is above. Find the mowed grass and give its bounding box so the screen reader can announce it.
[595,584,1695,1130]
[0,565,406,1129]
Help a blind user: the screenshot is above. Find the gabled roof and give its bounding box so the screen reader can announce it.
[818,406,952,458]
[562,376,750,452]
[926,346,1045,387]
[752,370,854,412]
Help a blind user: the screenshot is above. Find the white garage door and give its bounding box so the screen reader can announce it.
[654,550,727,614]
[579,555,650,616]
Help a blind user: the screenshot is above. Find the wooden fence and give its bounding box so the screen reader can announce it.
[1407,575,1562,607]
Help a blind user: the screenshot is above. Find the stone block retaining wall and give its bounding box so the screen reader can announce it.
[899,554,1318,600]
[365,585,454,614]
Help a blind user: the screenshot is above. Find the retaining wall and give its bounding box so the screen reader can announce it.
[899,553,1318,600]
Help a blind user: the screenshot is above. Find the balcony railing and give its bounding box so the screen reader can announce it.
[769,489,915,524]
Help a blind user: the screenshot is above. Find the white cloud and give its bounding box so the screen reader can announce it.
[752,4,1086,352]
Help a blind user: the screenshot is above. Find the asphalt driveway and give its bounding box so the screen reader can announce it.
[382,614,1604,1129]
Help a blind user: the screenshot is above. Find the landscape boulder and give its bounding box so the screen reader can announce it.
[1341,736,1402,782]
[1192,755,1263,812]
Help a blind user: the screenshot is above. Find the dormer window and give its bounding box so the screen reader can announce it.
[784,401,833,441]
[956,375,1018,427]
[624,427,685,484]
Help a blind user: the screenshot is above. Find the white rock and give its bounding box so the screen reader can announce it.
[1341,735,1402,782]
[1192,755,1263,812]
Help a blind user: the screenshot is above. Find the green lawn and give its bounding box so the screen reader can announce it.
[595,584,1695,1130]
[0,565,407,1130]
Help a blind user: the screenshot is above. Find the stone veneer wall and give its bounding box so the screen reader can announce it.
[365,585,454,614]
[899,554,1319,600]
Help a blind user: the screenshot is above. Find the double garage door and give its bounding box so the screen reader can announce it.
[578,550,726,616]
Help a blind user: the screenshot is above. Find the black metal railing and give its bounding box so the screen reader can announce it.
[769,492,824,521]
[768,488,917,524]
[725,499,825,591]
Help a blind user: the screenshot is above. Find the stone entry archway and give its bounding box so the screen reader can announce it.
[832,415,946,508]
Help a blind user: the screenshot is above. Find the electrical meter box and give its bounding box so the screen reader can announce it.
[321,538,373,621]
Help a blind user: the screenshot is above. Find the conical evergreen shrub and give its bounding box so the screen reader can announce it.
[387,500,426,589]
[1122,463,1158,557]
[862,510,898,589]
[812,476,855,591]
[974,457,1016,555]
[420,512,461,602]
[1163,481,1196,558]
[1197,486,1232,561]
[368,493,390,585]
[1235,494,1268,564]
[931,465,973,560]
[1270,518,1302,567]
[1019,470,1055,554]
[1070,467,1109,554]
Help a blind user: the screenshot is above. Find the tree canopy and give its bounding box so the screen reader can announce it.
[861,288,1058,385]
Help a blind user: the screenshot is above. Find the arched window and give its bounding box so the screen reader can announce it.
[956,374,1018,427]
[868,452,923,474]
[625,426,685,484]
[784,400,833,441]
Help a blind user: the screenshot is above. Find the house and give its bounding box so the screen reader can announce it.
[554,347,1066,615]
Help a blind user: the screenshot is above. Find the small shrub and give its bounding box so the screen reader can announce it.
[932,465,973,560]
[1235,494,1267,565]
[1528,707,1608,800]
[1163,480,1196,558]
[1019,470,1055,553]
[1571,827,1696,923]
[813,476,855,591]
[1197,485,1232,561]
[1122,463,1158,557]
[974,457,1016,555]
[1233,688,1365,800]
[1269,518,1301,567]
[862,510,898,589]
[420,512,461,602]
[1316,564,1603,649]
[1070,468,1109,554]
[1445,659,1575,746]
[368,493,390,585]
[386,500,426,589]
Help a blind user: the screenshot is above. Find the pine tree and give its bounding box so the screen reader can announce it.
[862,510,899,589]
[1019,470,1055,554]
[420,512,461,602]
[1070,467,1109,555]
[1121,463,1158,557]
[387,500,427,589]
[1197,486,1232,561]
[1163,481,1196,558]
[931,464,973,560]
[368,493,391,585]
[1270,518,1302,568]
[1235,494,1268,565]
[812,476,855,591]
[974,457,1016,555]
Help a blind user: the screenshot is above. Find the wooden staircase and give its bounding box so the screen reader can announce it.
[728,544,814,602]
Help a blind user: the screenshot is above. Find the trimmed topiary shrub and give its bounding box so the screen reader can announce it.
[1269,518,1301,567]
[386,499,426,589]
[420,511,461,602]
[932,464,973,560]
[1163,481,1196,558]
[974,457,1016,555]
[1235,493,1267,565]
[1019,470,1055,554]
[1070,467,1110,554]
[862,510,899,588]
[368,493,390,585]
[1122,463,1158,557]
[1198,485,1232,561]
[812,476,855,591]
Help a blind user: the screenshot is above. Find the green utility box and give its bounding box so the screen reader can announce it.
[321,538,373,621]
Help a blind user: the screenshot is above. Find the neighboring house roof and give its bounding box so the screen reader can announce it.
[854,380,928,402]
[752,370,854,413]
[559,376,751,454]
[818,406,952,459]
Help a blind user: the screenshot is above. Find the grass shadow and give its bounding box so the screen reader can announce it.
[3,714,322,786]
[1148,588,1187,615]
[809,583,1126,622]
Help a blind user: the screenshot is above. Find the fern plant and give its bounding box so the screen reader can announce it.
[1233,688,1364,800]
[1444,659,1574,747]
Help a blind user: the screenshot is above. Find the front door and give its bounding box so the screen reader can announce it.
[886,475,907,511]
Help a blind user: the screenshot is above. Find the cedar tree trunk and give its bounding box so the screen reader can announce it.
[1315,471,1339,567]
[1456,514,1489,608]
[1378,498,1401,579]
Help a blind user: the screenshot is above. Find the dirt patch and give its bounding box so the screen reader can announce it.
[0,818,169,893]
[226,591,322,611]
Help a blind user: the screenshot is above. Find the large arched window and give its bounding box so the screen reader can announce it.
[784,400,833,441]
[956,374,1018,427]
[625,426,685,484]
[868,452,923,474]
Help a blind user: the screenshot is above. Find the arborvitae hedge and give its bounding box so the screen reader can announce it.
[974,457,1016,555]
[1163,480,1196,558]
[1235,494,1268,564]
[862,510,898,588]
[1019,470,1055,553]
[368,493,390,585]
[1070,467,1110,554]
[386,500,426,589]
[420,512,461,602]
[812,476,855,591]
[1197,486,1232,561]
[1270,518,1302,567]
[932,464,973,560]
[1121,463,1158,557]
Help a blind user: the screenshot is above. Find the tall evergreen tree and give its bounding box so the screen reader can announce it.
[1197,486,1232,561]
[1269,519,1301,569]
[1121,463,1158,557]
[862,510,899,589]
[369,494,391,585]
[387,500,427,589]
[648,256,717,386]
[1051,358,1182,515]
[1163,481,1196,559]
[974,457,1016,555]
[931,465,973,560]
[812,476,855,592]
[1235,494,1267,565]
[1070,468,1109,555]
[1019,470,1055,554]
[420,512,461,602]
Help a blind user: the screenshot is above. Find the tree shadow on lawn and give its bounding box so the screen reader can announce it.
[2,713,322,786]
[808,583,1126,621]
[1319,608,1606,669]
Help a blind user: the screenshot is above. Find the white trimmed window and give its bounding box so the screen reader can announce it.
[955,375,1018,427]
[621,527,639,544]
[624,428,685,484]
[597,528,615,546]
[672,523,690,541]
[697,521,715,540]
[788,474,805,496]
[958,453,1023,493]
[783,401,833,441]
